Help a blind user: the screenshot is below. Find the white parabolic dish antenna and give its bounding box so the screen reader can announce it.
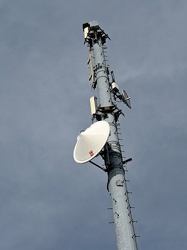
[73,121,110,164]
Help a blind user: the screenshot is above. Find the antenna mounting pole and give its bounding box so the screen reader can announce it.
[82,21,138,250]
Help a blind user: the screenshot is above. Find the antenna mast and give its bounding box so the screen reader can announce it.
[75,21,138,250]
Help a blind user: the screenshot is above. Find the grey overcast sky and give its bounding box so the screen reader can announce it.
[1,0,187,249]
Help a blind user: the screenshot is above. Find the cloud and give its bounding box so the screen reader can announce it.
[0,0,187,249]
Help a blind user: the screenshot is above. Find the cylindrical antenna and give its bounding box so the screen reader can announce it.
[80,21,138,250]
[111,70,115,83]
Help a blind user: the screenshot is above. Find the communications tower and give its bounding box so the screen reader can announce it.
[73,21,138,250]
